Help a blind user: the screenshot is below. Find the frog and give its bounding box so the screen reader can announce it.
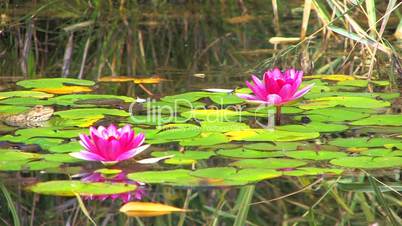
[0,105,54,128]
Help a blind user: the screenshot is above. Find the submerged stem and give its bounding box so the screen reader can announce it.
[275,106,281,126]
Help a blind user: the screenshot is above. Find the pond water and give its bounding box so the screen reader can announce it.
[1,1,401,226]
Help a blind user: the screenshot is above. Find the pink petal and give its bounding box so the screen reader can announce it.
[267,94,283,105]
[292,83,315,100]
[79,134,96,151]
[266,75,280,94]
[136,155,174,164]
[251,75,267,97]
[278,84,293,100]
[70,151,105,161]
[246,81,266,100]
[115,144,151,161]
[236,93,259,101]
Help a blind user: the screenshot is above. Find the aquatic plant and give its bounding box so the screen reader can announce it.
[237,68,314,125]
[70,124,150,165]
[81,171,146,203]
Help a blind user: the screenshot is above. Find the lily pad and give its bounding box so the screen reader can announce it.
[351,115,402,126]
[0,91,53,99]
[330,156,402,169]
[152,124,201,140]
[181,109,257,122]
[151,150,215,165]
[283,167,343,176]
[162,92,211,103]
[300,96,390,110]
[127,169,200,186]
[244,142,300,151]
[217,148,284,158]
[200,121,250,132]
[29,180,137,196]
[49,94,134,106]
[230,158,307,169]
[226,129,320,142]
[299,108,370,122]
[284,150,348,160]
[179,133,230,146]
[0,149,41,161]
[17,78,95,89]
[329,137,401,148]
[277,122,348,133]
[55,108,129,119]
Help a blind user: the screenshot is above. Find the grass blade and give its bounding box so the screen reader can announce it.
[0,181,21,226]
[234,185,255,226]
[365,0,377,36]
[367,175,399,226]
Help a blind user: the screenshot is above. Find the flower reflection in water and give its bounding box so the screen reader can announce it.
[81,171,146,203]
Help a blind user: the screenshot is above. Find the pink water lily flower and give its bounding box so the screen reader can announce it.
[70,124,150,165]
[81,171,146,203]
[237,68,314,125]
[237,68,314,105]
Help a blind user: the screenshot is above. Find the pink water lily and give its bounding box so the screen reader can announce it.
[81,171,146,203]
[70,124,150,165]
[237,68,314,125]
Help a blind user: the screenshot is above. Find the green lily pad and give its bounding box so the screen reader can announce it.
[247,106,303,114]
[299,108,370,122]
[0,105,30,114]
[55,108,129,119]
[181,109,257,121]
[29,180,136,196]
[0,91,53,99]
[330,156,402,169]
[209,94,244,105]
[200,121,250,132]
[151,150,215,165]
[127,169,200,186]
[128,115,187,125]
[180,133,230,146]
[284,150,348,160]
[277,122,348,133]
[17,78,95,89]
[244,142,300,151]
[283,167,343,176]
[360,149,402,157]
[25,161,62,170]
[0,97,52,106]
[217,148,284,158]
[300,96,390,110]
[227,129,320,142]
[230,158,307,169]
[152,124,201,140]
[48,142,82,153]
[161,92,211,103]
[49,94,134,106]
[337,79,368,87]
[0,150,41,161]
[42,154,83,163]
[351,115,402,126]
[329,137,401,148]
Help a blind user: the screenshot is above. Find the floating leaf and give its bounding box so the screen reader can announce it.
[351,115,402,126]
[162,92,211,103]
[151,150,215,165]
[300,96,390,109]
[299,108,370,122]
[284,151,348,160]
[305,74,355,81]
[33,86,92,94]
[226,129,320,142]
[17,78,95,89]
[120,202,187,217]
[330,156,402,169]
[329,137,401,148]
[218,148,284,158]
[337,80,368,87]
[98,76,167,84]
[200,121,250,132]
[49,94,134,106]
[179,133,230,146]
[283,167,343,176]
[0,150,41,161]
[127,169,200,186]
[29,180,136,196]
[0,105,30,114]
[248,106,303,114]
[0,91,53,99]
[360,149,402,157]
[231,158,307,169]
[152,124,201,140]
[0,97,51,106]
[277,122,348,133]
[42,154,82,163]
[55,108,129,119]
[128,115,187,126]
[181,109,257,121]
[209,94,244,105]
[244,142,300,151]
